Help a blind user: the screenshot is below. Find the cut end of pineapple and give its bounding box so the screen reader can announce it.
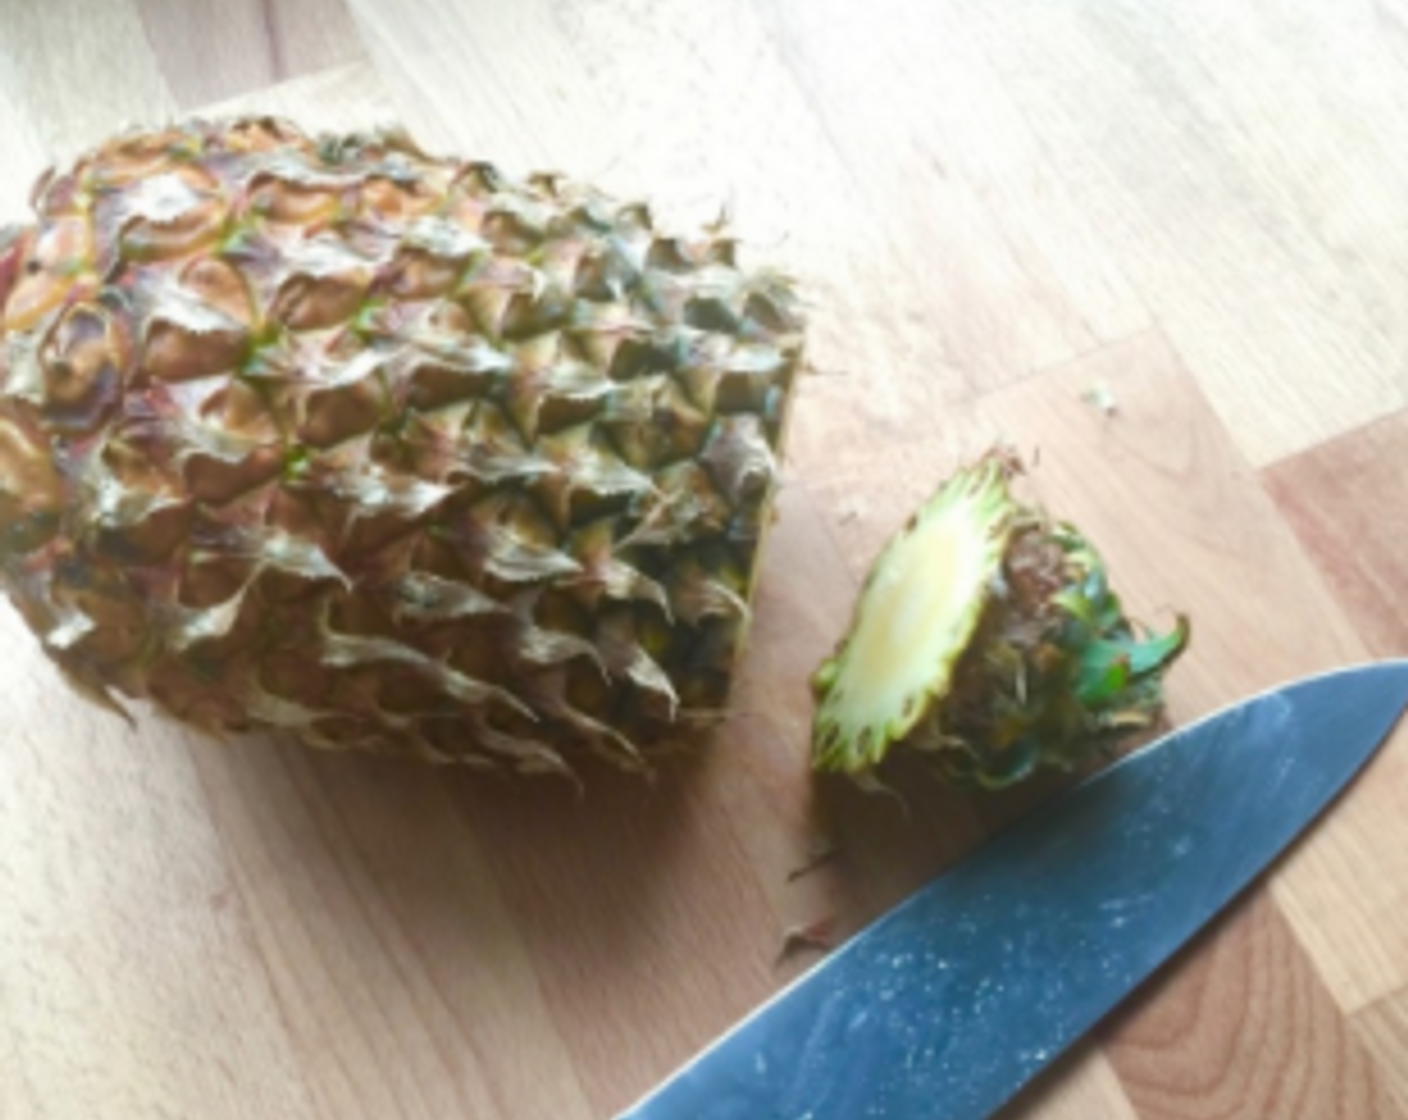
[811,454,1020,774]
[810,446,1192,792]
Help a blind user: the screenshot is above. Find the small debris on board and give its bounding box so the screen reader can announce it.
[835,498,870,526]
[1080,382,1118,416]
[777,916,836,964]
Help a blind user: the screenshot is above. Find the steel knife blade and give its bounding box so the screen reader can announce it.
[615,659,1408,1120]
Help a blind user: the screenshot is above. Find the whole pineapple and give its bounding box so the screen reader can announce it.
[812,450,1188,789]
[0,117,803,777]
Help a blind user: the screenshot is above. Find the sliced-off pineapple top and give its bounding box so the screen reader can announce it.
[812,451,1188,789]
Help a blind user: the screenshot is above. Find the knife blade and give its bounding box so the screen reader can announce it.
[616,659,1408,1120]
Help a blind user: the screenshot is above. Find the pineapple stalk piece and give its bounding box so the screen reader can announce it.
[811,450,1189,789]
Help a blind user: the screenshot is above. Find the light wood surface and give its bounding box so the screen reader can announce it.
[2,2,1407,1117]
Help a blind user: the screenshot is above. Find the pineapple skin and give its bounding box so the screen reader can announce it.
[0,118,803,776]
[812,452,1189,789]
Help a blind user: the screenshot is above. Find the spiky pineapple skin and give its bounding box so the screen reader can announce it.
[0,117,803,776]
[811,452,1188,789]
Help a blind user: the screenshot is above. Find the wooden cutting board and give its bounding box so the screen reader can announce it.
[3,2,1408,1118]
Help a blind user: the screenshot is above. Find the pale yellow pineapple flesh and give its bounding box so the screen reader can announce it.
[812,458,1017,771]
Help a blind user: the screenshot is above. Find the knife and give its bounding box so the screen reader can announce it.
[616,659,1408,1120]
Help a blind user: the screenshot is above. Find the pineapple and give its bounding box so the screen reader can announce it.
[811,450,1188,788]
[0,117,803,777]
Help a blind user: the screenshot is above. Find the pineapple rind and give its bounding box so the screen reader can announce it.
[0,117,805,774]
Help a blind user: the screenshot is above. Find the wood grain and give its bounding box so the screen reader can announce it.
[0,613,318,1120]
[0,983,39,1120]
[1102,892,1398,1120]
[997,1044,1141,1120]
[135,0,364,108]
[956,0,1408,467]
[754,0,1153,388]
[0,80,46,219]
[0,0,176,157]
[2,0,1407,1117]
[191,744,596,1120]
[1264,410,1408,660]
[1356,990,1408,1115]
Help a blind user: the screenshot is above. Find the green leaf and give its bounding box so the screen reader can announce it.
[1074,615,1190,706]
[1051,587,1096,626]
[1075,646,1131,705]
[1126,615,1190,678]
